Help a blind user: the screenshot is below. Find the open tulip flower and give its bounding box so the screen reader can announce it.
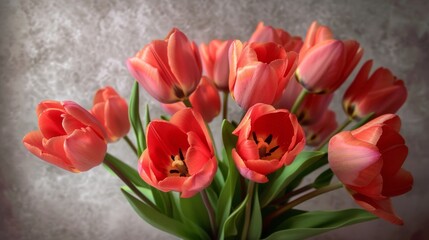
[328,114,413,225]
[343,60,407,120]
[161,76,221,122]
[127,28,202,103]
[23,22,414,240]
[232,103,305,183]
[138,108,217,198]
[91,86,130,142]
[23,100,107,172]
[229,40,298,110]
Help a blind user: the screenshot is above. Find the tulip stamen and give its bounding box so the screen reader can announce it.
[169,148,189,177]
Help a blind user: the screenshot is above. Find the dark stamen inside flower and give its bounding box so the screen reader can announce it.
[252,132,281,159]
[169,148,189,177]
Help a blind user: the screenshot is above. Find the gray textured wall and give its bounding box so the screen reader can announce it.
[1,0,428,239]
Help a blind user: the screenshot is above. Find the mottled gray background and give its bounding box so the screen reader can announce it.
[1,0,428,239]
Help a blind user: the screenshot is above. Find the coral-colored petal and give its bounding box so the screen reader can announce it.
[328,131,382,187]
[127,58,178,103]
[182,156,217,198]
[64,127,106,172]
[105,97,130,141]
[158,176,188,193]
[168,29,201,95]
[185,132,212,175]
[236,139,260,161]
[352,193,404,225]
[382,168,413,197]
[38,109,66,139]
[63,101,106,140]
[349,175,383,199]
[233,103,275,136]
[232,149,268,183]
[245,159,282,175]
[23,131,77,172]
[36,100,64,116]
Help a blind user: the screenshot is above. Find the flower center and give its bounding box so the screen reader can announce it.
[252,132,280,160]
[169,148,189,177]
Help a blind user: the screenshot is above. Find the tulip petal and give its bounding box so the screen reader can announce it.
[105,97,130,141]
[36,100,64,116]
[23,131,77,172]
[245,159,282,175]
[158,176,188,193]
[182,156,217,198]
[63,101,106,139]
[233,103,275,136]
[64,127,106,172]
[328,131,382,187]
[382,168,413,197]
[38,109,67,139]
[168,30,201,95]
[232,149,268,183]
[127,58,178,103]
[352,193,404,225]
[185,132,212,175]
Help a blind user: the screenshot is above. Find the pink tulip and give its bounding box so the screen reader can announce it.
[127,28,202,103]
[138,108,217,198]
[200,39,233,91]
[229,40,298,110]
[249,22,303,52]
[23,101,107,172]
[328,114,413,225]
[305,110,337,146]
[161,76,221,122]
[343,60,407,120]
[296,21,363,93]
[91,86,130,142]
[232,103,305,183]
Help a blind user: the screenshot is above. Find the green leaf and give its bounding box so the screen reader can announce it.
[313,168,334,189]
[160,115,170,121]
[263,209,377,240]
[121,185,154,203]
[261,151,326,207]
[151,188,173,217]
[129,81,146,155]
[121,188,204,240]
[217,120,240,236]
[179,194,211,232]
[248,184,262,240]
[221,195,248,239]
[145,103,151,127]
[102,153,148,188]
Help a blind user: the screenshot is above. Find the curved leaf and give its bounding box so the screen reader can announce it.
[129,81,146,155]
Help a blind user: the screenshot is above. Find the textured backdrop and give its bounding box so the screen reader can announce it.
[1,0,428,239]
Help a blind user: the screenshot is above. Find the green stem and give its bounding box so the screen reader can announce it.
[200,190,217,240]
[291,89,308,114]
[103,153,158,211]
[265,183,343,225]
[222,92,229,120]
[183,98,192,108]
[241,181,257,240]
[271,183,314,206]
[316,117,353,151]
[123,135,138,156]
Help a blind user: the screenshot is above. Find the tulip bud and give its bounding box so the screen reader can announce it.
[127,28,202,103]
[91,86,130,142]
[23,101,107,172]
[249,22,303,52]
[200,39,233,91]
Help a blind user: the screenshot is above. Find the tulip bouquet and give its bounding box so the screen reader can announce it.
[23,21,412,239]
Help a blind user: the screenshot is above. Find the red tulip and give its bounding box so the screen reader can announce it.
[343,60,407,120]
[232,103,305,183]
[127,28,202,103]
[23,101,107,172]
[161,76,221,122]
[138,108,217,198]
[229,40,298,110]
[200,39,233,91]
[249,22,303,52]
[276,78,333,125]
[91,86,130,142]
[296,21,363,93]
[328,114,413,225]
[305,110,337,146]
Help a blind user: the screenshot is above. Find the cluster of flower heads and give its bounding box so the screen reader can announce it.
[23,21,411,226]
